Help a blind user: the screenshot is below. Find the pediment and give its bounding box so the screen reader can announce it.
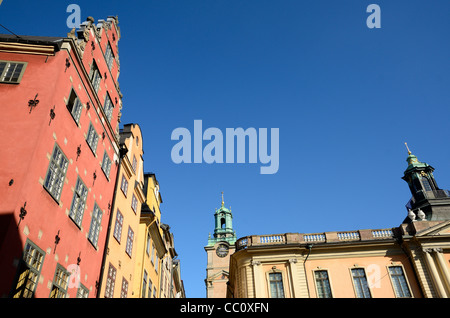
[207,270,229,281]
[416,220,450,237]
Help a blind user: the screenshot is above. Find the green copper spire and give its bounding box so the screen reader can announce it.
[207,192,236,246]
[404,142,430,172]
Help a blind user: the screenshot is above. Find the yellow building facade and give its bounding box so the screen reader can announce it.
[132,173,167,297]
[98,124,145,298]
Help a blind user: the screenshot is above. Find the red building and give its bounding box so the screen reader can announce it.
[0,16,123,298]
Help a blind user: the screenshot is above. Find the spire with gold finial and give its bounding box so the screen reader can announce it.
[221,191,224,207]
[405,142,411,155]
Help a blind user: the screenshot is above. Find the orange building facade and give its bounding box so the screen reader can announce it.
[228,151,450,298]
[0,16,123,298]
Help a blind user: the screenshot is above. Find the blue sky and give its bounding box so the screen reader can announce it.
[1,0,450,298]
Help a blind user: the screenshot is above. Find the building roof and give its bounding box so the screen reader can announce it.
[0,33,65,51]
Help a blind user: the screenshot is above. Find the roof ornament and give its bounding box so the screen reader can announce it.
[221,192,224,207]
[405,142,412,155]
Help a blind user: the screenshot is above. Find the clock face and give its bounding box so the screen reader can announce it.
[216,244,229,258]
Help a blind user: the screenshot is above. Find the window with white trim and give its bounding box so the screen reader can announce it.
[86,123,99,154]
[69,177,88,227]
[66,89,83,123]
[88,203,102,247]
[103,93,114,122]
[113,209,123,242]
[44,143,69,201]
[389,266,412,298]
[0,60,27,83]
[351,268,371,298]
[49,264,70,298]
[101,151,112,179]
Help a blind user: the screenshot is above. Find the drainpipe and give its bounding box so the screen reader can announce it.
[303,244,313,297]
[96,144,127,298]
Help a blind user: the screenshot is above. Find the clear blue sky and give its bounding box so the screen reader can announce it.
[1,0,450,298]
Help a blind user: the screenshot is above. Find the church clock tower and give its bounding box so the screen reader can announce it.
[204,193,237,298]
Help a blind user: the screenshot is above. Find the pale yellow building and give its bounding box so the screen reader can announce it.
[98,123,145,298]
[132,173,166,297]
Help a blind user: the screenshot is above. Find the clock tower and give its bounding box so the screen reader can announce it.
[204,193,237,298]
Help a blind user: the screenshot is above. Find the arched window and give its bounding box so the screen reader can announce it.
[221,218,226,229]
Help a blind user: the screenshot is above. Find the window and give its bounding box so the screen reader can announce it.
[269,272,284,298]
[113,209,123,242]
[77,284,89,298]
[104,263,116,298]
[11,240,45,298]
[131,194,138,213]
[148,279,153,299]
[142,270,147,298]
[146,234,151,256]
[44,144,69,202]
[105,42,114,70]
[86,123,99,154]
[89,60,101,93]
[153,287,157,298]
[422,177,433,192]
[103,93,114,122]
[50,264,70,298]
[69,177,88,227]
[88,203,102,247]
[121,278,128,298]
[314,270,332,298]
[101,151,112,178]
[389,266,412,298]
[0,60,27,83]
[151,243,155,264]
[66,89,83,123]
[126,227,134,257]
[351,268,371,298]
[132,155,137,173]
[120,175,128,197]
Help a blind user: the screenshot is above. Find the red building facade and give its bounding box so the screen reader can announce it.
[0,16,123,298]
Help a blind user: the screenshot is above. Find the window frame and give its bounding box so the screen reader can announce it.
[266,270,286,298]
[0,60,27,84]
[103,93,114,122]
[77,283,90,298]
[11,239,45,298]
[101,151,112,179]
[131,193,138,213]
[387,265,412,298]
[43,143,69,202]
[87,203,103,248]
[86,122,99,155]
[121,277,128,298]
[66,88,83,124]
[49,263,70,298]
[125,226,134,257]
[113,209,123,243]
[89,60,102,93]
[104,41,115,70]
[68,176,88,228]
[120,175,128,197]
[313,269,333,298]
[350,267,372,298]
[104,263,116,298]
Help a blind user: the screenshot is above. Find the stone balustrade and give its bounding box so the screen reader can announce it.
[235,228,396,251]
